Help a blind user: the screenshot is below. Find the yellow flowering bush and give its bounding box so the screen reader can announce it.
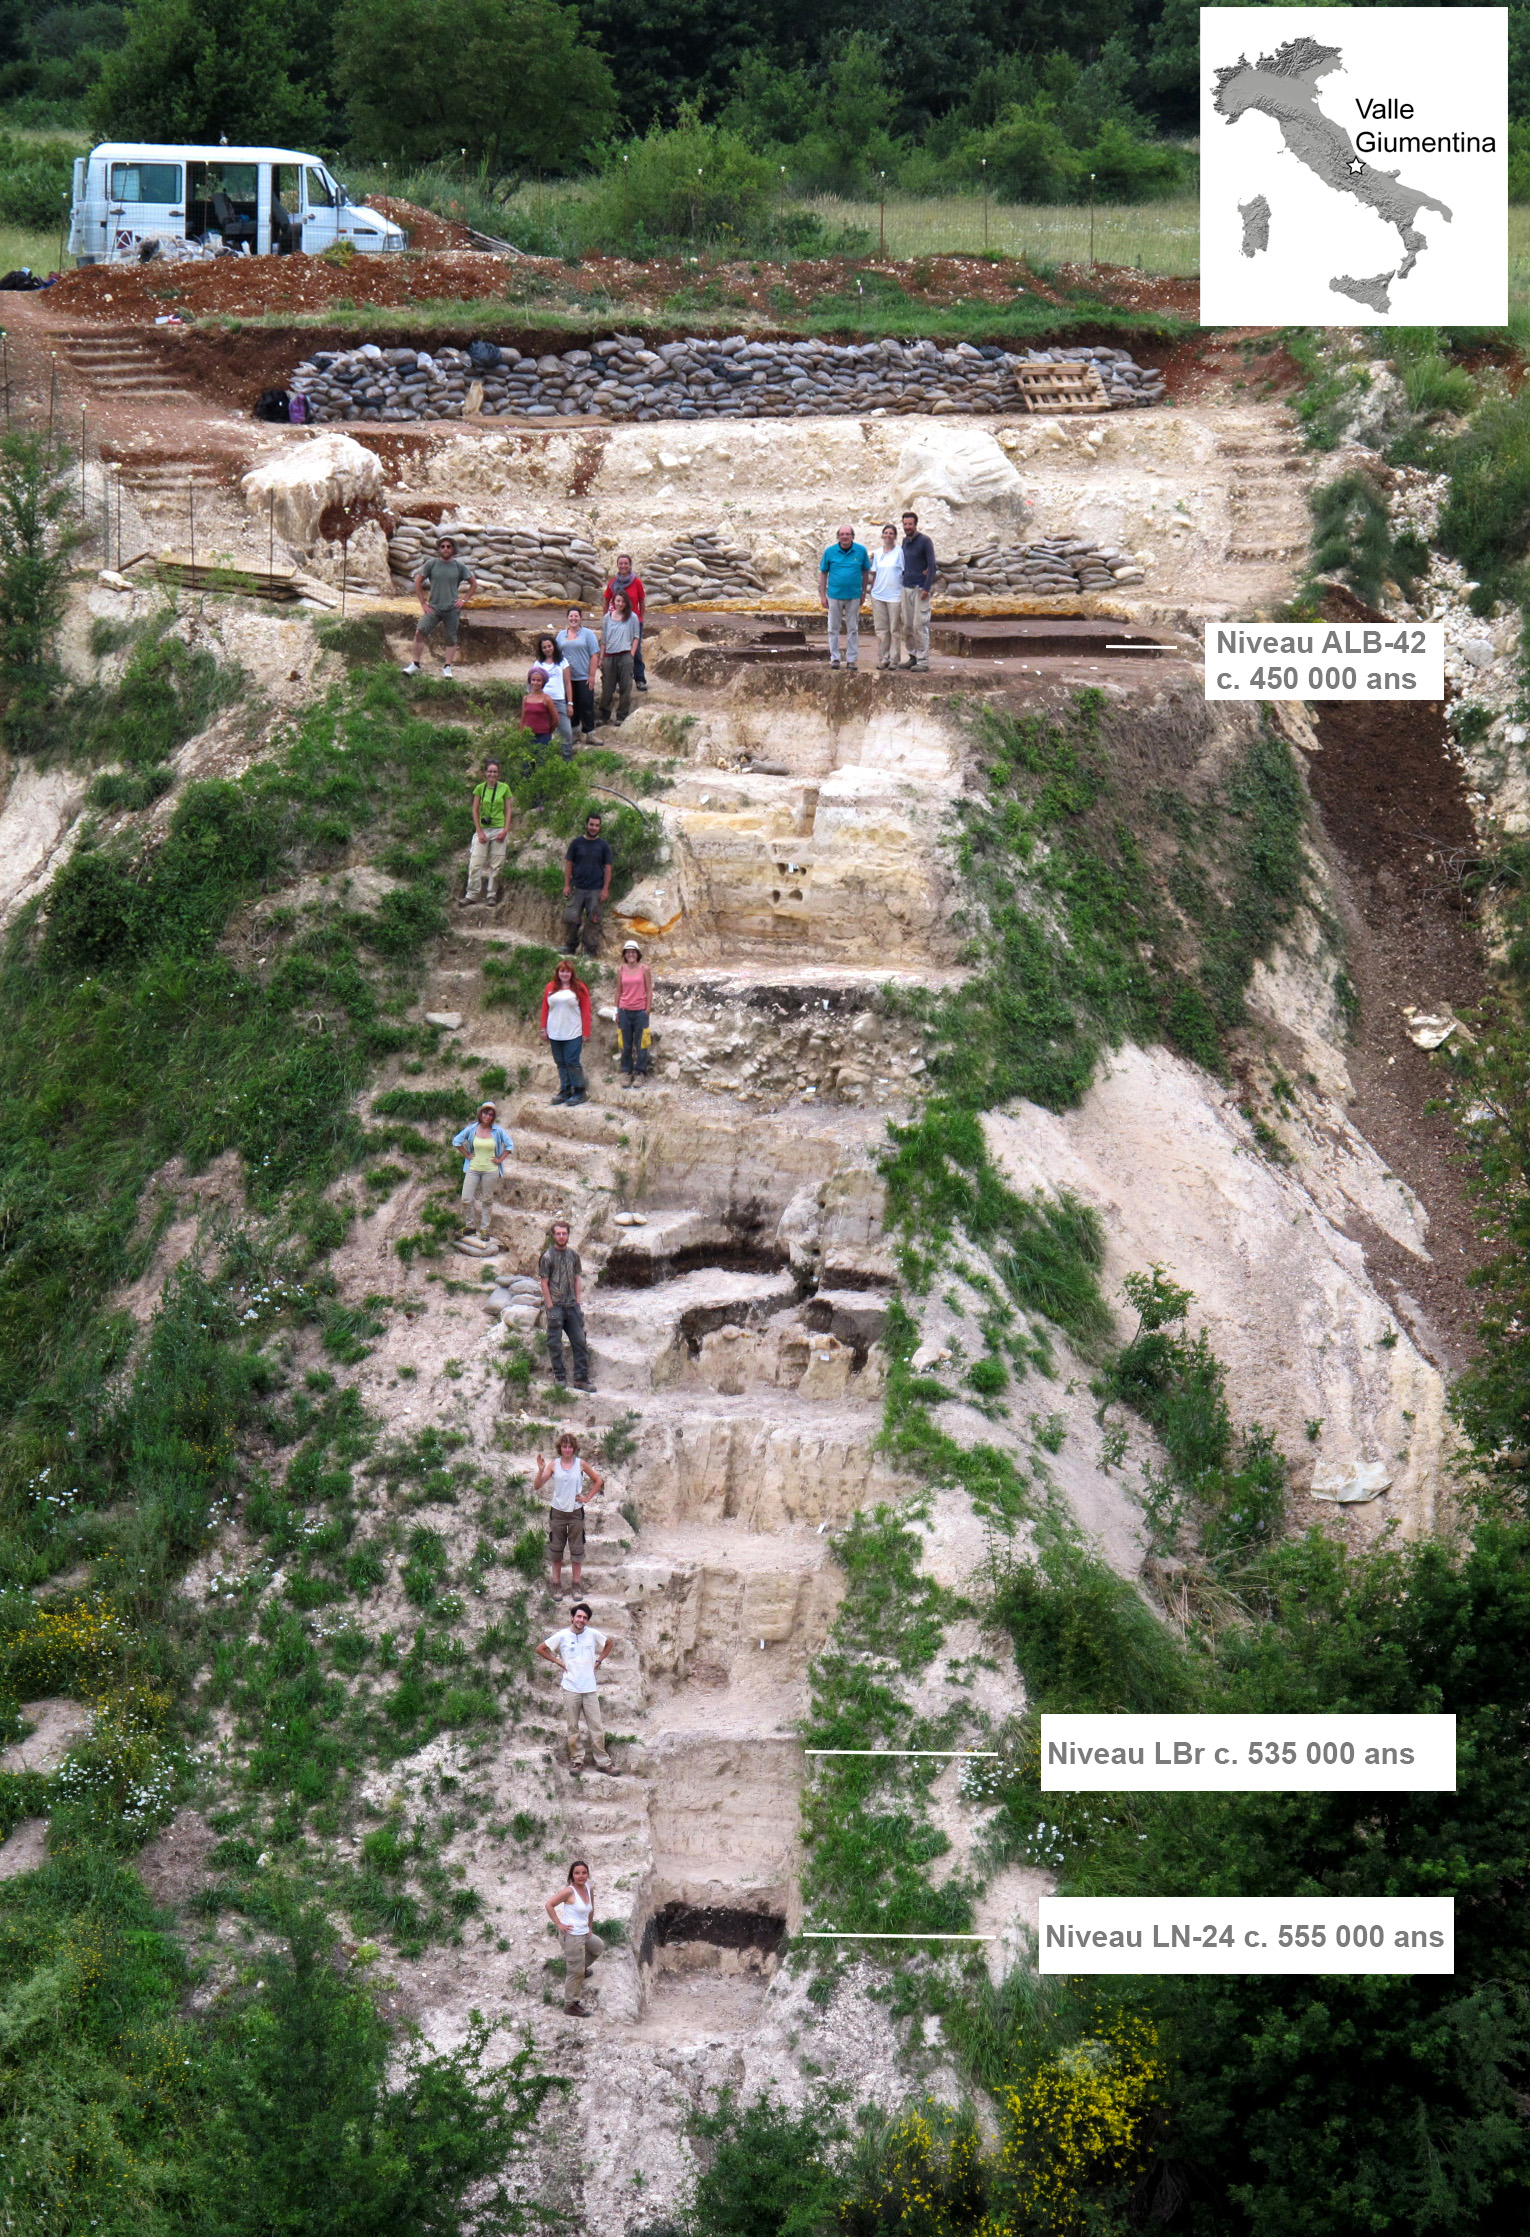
[0,1597,127,1701]
[996,2014,1164,2234]
[839,2103,991,2236]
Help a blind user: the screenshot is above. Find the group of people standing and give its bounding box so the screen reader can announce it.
[405,531,649,742]
[819,509,937,672]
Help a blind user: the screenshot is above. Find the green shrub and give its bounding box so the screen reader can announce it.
[85,764,176,812]
[191,1904,560,2234]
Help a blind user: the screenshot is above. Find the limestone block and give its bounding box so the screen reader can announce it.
[894,425,1025,510]
[241,432,385,556]
[800,1334,853,1401]
[739,1570,803,1642]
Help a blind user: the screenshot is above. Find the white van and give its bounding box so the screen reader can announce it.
[68,143,407,265]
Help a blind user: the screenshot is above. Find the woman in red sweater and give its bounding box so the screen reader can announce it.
[540,957,594,1106]
[604,552,647,693]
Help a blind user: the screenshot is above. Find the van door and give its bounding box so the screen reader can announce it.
[268,163,301,254]
[104,156,184,261]
[301,164,341,253]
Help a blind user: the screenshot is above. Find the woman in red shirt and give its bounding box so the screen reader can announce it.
[603,551,647,692]
[522,665,555,743]
[540,957,593,1106]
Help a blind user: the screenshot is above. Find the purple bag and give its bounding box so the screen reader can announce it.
[288,394,308,424]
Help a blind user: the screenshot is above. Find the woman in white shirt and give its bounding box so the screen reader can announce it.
[540,957,592,1107]
[870,523,904,671]
[544,1859,605,2014]
[533,632,575,757]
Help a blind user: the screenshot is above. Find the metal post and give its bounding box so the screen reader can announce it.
[116,467,122,572]
[46,355,57,456]
[1089,173,1096,269]
[341,536,348,617]
[79,411,86,519]
[268,491,275,580]
[982,160,988,251]
[189,483,195,579]
[1,330,8,426]
[879,173,885,257]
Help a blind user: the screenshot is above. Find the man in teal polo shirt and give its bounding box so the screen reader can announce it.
[818,523,872,671]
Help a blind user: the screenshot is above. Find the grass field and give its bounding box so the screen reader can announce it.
[803,193,1201,273]
[0,223,61,275]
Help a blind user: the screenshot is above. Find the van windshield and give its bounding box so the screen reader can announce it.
[305,166,336,209]
[109,163,182,203]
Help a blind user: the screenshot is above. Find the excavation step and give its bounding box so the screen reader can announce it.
[928,618,1179,659]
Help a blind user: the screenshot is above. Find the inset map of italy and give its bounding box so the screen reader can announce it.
[1200,9,1506,327]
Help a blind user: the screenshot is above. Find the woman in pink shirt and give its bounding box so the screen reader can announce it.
[615,939,653,1087]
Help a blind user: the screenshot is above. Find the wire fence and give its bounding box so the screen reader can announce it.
[803,194,1202,274]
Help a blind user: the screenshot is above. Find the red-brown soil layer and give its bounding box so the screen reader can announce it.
[45,248,1197,327]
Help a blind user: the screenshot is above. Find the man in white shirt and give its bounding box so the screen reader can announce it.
[868,522,905,671]
[536,1602,615,1773]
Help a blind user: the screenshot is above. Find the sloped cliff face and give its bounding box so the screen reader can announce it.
[2,382,1485,2232]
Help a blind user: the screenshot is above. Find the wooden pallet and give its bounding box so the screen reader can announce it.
[152,557,301,601]
[1014,363,1110,413]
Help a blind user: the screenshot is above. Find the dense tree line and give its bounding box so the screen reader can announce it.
[1,0,1528,190]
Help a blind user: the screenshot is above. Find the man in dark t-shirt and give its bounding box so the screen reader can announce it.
[563,811,614,955]
[405,535,477,679]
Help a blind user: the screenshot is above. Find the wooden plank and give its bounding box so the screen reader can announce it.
[153,558,301,602]
[1014,363,1110,414]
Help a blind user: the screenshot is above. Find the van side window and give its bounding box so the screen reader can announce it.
[109,163,182,203]
[305,167,336,209]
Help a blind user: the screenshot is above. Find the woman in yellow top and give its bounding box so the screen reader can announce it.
[451,1101,514,1241]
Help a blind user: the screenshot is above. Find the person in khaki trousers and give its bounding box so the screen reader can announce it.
[546,1860,605,2015]
[869,522,904,670]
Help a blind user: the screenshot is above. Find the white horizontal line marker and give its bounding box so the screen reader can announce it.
[804,1749,1001,1757]
[801,1931,994,1940]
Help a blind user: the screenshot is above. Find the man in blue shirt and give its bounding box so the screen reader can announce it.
[899,511,937,671]
[818,523,872,671]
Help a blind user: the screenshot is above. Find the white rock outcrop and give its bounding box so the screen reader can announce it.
[241,432,385,556]
[894,425,1026,510]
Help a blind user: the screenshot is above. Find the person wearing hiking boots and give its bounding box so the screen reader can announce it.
[899,511,936,672]
[539,1219,594,1392]
[405,534,477,679]
[452,1101,514,1244]
[534,1436,604,1590]
[562,811,613,956]
[465,757,512,905]
[819,522,872,670]
[556,607,602,739]
[545,1859,605,2012]
[615,940,653,1089]
[598,591,639,726]
[541,956,593,1106]
[604,551,648,692]
[537,1601,615,1780]
[869,522,904,671]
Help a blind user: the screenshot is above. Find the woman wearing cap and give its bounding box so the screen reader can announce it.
[615,941,653,1088]
[541,956,593,1107]
[534,632,575,755]
[451,1102,515,1241]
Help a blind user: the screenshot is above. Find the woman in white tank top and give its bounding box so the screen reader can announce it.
[545,1861,605,2014]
